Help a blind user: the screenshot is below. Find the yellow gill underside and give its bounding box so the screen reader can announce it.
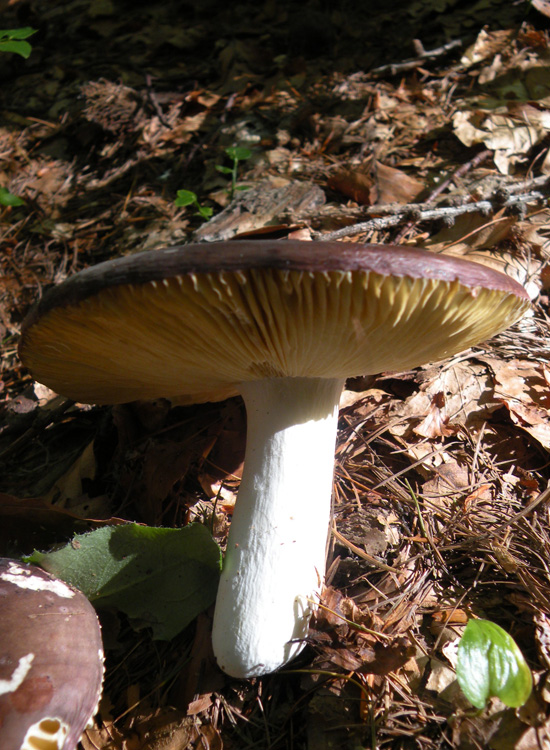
[22,268,528,404]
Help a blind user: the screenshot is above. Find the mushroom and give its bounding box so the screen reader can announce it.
[18,241,529,678]
[0,558,104,750]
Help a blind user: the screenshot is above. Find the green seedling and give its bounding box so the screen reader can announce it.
[457,618,533,709]
[175,189,213,220]
[0,29,35,209]
[216,146,252,200]
[0,187,25,207]
[0,27,36,59]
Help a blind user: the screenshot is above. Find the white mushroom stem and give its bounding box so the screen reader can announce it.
[211,376,345,678]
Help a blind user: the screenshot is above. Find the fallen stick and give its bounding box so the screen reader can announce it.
[369,39,463,77]
[315,188,548,242]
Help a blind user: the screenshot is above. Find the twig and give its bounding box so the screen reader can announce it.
[315,189,548,242]
[392,149,493,243]
[369,39,463,77]
[144,74,172,129]
[422,150,493,205]
[0,398,75,461]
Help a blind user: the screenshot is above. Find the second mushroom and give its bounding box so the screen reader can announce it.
[18,241,530,678]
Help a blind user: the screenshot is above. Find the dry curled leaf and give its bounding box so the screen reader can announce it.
[532,0,550,18]
[493,360,550,451]
[413,391,457,439]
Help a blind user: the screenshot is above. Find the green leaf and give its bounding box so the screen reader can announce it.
[0,27,37,41]
[0,28,36,58]
[0,40,32,57]
[215,165,233,174]
[197,205,213,219]
[26,523,222,640]
[225,146,252,161]
[457,619,533,709]
[175,189,198,207]
[0,187,25,206]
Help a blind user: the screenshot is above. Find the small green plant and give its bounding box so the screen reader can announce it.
[0,187,25,207]
[0,28,36,209]
[457,618,532,709]
[174,189,213,219]
[0,27,36,58]
[216,146,252,200]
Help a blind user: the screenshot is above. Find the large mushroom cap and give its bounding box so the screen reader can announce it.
[19,241,530,404]
[0,559,104,750]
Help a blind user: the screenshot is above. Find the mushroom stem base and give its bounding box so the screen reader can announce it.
[212,376,345,678]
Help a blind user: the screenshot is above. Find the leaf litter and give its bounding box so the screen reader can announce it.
[1,0,550,748]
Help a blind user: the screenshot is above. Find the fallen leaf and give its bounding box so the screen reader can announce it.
[532,0,550,18]
[421,212,518,256]
[44,440,97,508]
[372,161,425,204]
[327,168,374,204]
[28,523,222,640]
[453,111,546,174]
[413,391,458,439]
[426,657,457,694]
[493,360,550,451]
[461,29,516,67]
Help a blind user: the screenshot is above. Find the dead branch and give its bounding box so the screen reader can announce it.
[369,39,463,77]
[392,149,492,243]
[315,184,550,242]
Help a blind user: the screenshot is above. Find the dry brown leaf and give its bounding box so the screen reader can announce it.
[312,588,414,676]
[327,168,374,204]
[453,110,546,174]
[187,693,214,715]
[388,361,499,441]
[413,391,458,439]
[425,657,457,695]
[81,720,126,750]
[126,441,194,524]
[488,707,550,750]
[422,212,518,255]
[493,359,550,451]
[327,161,424,205]
[134,710,197,750]
[43,440,96,508]
[372,161,425,204]
[423,218,543,299]
[532,0,550,18]
[85,708,222,750]
[422,461,473,504]
[460,29,516,67]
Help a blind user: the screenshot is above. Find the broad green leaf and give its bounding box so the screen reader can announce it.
[0,28,36,58]
[26,523,222,640]
[226,146,251,161]
[0,27,37,41]
[457,619,532,708]
[0,40,32,57]
[197,205,213,218]
[175,189,197,207]
[0,187,25,206]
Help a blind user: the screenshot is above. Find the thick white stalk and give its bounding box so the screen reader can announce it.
[211,376,345,678]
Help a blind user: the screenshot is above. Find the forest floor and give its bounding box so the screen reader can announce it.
[1,0,550,748]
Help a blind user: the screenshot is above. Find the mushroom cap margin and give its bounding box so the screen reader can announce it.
[18,241,530,405]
